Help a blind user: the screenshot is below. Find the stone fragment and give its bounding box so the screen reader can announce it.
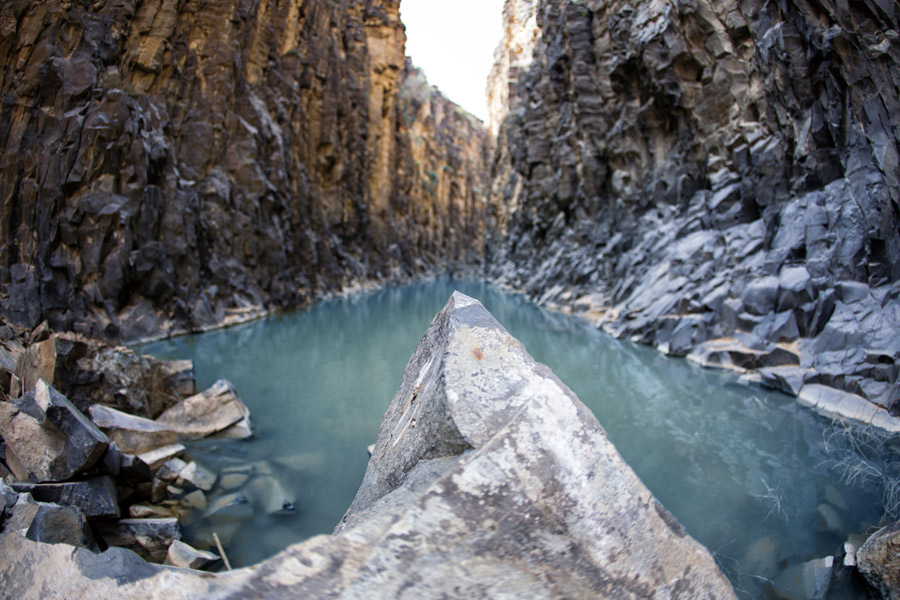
[24,503,98,550]
[857,521,900,600]
[156,458,188,483]
[32,380,109,473]
[0,397,69,482]
[137,444,186,472]
[181,490,207,511]
[759,366,812,396]
[245,475,295,514]
[203,493,253,521]
[742,276,779,315]
[155,380,251,439]
[129,504,175,519]
[219,472,249,491]
[96,518,181,563]
[177,462,216,492]
[10,476,119,519]
[774,556,833,600]
[165,540,219,570]
[89,405,179,454]
[777,266,812,311]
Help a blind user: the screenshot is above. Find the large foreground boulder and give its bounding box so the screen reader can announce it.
[0,292,735,598]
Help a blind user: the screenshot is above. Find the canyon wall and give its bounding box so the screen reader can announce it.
[487,0,900,414]
[0,0,486,342]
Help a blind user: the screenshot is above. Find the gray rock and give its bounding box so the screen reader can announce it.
[95,518,181,563]
[32,380,109,474]
[742,276,780,316]
[165,540,219,570]
[203,493,253,521]
[25,503,98,550]
[177,462,216,492]
[759,366,811,397]
[10,476,119,519]
[777,266,813,312]
[128,504,175,519]
[137,444,186,472]
[89,405,180,455]
[857,520,900,600]
[774,556,833,600]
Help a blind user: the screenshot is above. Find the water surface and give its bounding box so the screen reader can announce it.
[140,279,895,599]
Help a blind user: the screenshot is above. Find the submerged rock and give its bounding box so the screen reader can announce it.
[0,292,735,598]
[95,518,181,563]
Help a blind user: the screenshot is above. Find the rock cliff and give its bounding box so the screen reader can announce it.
[0,292,736,598]
[487,0,900,419]
[0,0,486,342]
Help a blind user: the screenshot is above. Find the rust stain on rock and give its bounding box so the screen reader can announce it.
[472,346,484,360]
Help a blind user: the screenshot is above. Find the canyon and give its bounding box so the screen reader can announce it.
[1,0,900,596]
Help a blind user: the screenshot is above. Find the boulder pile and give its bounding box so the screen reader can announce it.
[0,320,254,568]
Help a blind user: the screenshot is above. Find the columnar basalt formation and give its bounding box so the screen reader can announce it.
[487,0,900,420]
[0,0,487,342]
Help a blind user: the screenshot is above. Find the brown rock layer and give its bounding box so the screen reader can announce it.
[0,0,487,342]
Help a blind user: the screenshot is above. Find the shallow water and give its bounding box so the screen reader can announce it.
[139,279,895,598]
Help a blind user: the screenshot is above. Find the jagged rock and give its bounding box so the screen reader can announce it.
[90,381,249,454]
[16,333,193,418]
[89,405,180,455]
[486,0,900,429]
[137,444,186,472]
[759,366,812,397]
[177,462,216,492]
[155,380,251,440]
[156,459,188,483]
[165,540,219,570]
[32,380,109,473]
[96,518,181,563]
[203,493,253,522]
[857,521,900,600]
[10,476,119,520]
[5,494,97,550]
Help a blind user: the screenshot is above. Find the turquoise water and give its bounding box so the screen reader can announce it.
[139,279,895,598]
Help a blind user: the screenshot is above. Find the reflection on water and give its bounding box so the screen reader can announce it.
[139,279,892,599]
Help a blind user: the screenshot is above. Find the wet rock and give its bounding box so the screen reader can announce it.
[203,493,253,521]
[176,462,216,492]
[245,475,295,515]
[218,472,249,491]
[857,521,900,600]
[165,540,219,570]
[774,556,833,600]
[95,518,181,563]
[10,476,119,519]
[181,490,207,512]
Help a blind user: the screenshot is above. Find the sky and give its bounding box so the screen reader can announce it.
[400,0,506,122]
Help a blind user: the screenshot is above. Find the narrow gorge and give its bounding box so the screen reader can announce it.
[1,0,899,598]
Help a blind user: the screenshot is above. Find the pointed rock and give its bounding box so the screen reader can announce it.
[165,540,219,570]
[10,476,119,519]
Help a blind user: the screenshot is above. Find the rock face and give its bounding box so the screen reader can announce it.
[486,0,900,420]
[0,292,736,598]
[0,0,486,342]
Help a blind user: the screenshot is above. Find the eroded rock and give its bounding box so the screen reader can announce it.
[857,521,900,600]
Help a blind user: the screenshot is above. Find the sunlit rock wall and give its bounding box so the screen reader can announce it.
[487,0,900,413]
[0,0,487,342]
